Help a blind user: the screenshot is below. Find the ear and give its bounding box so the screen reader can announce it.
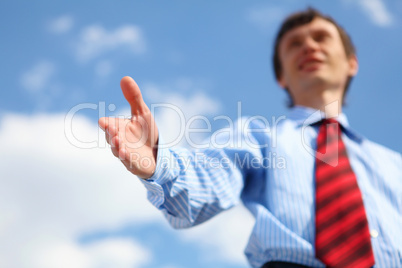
[278,73,288,89]
[347,54,358,77]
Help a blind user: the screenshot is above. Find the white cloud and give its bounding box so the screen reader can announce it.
[20,60,56,92]
[48,15,74,34]
[246,6,287,31]
[0,112,159,267]
[75,25,145,62]
[84,238,151,268]
[357,0,394,26]
[34,241,90,268]
[34,238,151,268]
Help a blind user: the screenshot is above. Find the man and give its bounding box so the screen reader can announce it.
[99,8,401,268]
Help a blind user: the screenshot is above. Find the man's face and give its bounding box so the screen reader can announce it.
[277,18,358,103]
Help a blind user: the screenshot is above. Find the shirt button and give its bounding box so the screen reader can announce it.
[370,229,379,238]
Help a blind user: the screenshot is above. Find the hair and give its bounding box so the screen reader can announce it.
[272,7,356,107]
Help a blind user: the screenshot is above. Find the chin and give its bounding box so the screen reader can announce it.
[299,75,329,89]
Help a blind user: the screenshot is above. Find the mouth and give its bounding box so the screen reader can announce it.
[298,58,324,72]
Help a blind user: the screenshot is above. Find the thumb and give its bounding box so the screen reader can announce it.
[120,76,148,116]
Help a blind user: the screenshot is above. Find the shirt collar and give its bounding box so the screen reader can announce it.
[287,105,363,142]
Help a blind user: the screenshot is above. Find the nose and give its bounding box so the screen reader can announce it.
[302,37,319,54]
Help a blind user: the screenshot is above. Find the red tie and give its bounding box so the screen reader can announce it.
[314,119,375,268]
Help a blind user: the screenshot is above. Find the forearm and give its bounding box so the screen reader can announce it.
[141,144,246,228]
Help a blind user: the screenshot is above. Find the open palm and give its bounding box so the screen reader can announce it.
[98,76,159,179]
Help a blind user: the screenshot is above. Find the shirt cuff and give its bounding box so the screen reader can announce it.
[139,135,179,208]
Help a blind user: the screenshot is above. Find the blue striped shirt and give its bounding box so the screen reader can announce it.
[141,106,402,267]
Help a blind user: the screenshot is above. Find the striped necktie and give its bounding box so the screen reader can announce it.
[314,119,375,267]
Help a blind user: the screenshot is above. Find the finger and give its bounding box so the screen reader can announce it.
[109,134,123,158]
[104,120,119,146]
[98,117,109,132]
[105,131,111,145]
[105,131,116,148]
[110,133,119,148]
[120,149,141,174]
[120,76,149,116]
[99,117,118,136]
[111,142,120,158]
[121,156,138,174]
[107,123,118,137]
[118,147,127,161]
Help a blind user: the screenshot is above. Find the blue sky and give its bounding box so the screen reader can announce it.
[0,1,401,267]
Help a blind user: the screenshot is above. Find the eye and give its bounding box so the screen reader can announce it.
[291,40,301,46]
[288,39,302,49]
[314,32,329,42]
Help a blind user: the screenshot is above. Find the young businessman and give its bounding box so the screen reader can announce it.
[99,8,402,268]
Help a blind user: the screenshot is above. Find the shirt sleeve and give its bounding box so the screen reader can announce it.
[139,117,269,228]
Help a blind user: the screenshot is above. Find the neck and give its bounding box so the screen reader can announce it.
[293,90,343,118]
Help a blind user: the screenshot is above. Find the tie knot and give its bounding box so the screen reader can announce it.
[317,118,343,145]
[321,118,339,126]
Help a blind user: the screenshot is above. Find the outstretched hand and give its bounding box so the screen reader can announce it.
[99,76,159,179]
